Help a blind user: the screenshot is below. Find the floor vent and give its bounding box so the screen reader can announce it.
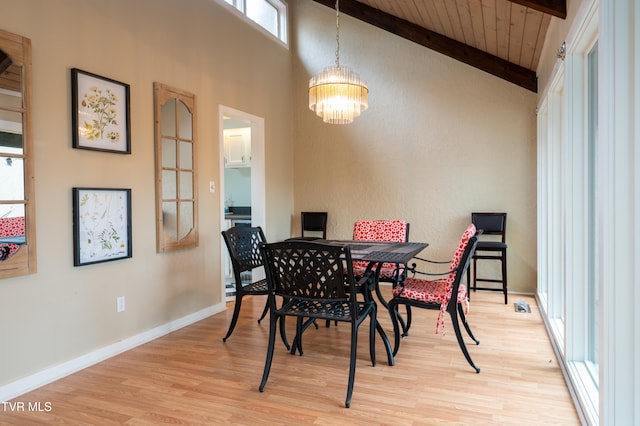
[514,299,531,313]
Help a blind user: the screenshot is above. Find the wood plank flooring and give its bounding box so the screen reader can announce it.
[0,288,580,425]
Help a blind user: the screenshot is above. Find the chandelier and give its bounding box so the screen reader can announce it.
[308,0,368,124]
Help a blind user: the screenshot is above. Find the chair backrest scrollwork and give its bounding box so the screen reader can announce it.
[222,226,267,274]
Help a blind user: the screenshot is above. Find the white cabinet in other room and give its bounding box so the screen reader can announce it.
[224,128,251,168]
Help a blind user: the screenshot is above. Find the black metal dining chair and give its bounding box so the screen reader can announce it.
[259,240,377,408]
[389,224,481,373]
[221,226,269,342]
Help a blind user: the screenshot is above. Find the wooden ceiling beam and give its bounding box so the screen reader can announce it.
[508,0,567,19]
[311,0,537,92]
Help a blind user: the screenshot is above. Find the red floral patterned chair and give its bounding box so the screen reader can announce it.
[388,223,481,373]
[351,219,410,281]
[0,216,25,260]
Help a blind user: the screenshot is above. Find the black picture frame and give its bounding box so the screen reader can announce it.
[72,187,132,266]
[71,68,131,154]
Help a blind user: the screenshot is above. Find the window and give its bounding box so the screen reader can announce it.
[222,0,288,44]
[541,66,566,345]
[585,41,599,380]
[537,2,599,423]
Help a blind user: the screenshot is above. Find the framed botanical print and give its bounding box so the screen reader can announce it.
[71,68,131,154]
[72,187,132,266]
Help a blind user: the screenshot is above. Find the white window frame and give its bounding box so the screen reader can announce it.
[564,10,599,423]
[598,0,640,424]
[218,0,288,46]
[540,63,566,347]
[537,1,600,424]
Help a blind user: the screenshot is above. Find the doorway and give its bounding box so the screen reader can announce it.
[219,106,266,302]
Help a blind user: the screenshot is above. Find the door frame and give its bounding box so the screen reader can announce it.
[219,105,266,301]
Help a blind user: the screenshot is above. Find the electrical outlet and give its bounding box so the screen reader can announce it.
[116,296,125,313]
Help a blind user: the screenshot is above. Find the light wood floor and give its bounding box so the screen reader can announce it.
[1,288,580,425]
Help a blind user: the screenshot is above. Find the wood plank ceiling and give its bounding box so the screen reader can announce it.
[311,0,567,92]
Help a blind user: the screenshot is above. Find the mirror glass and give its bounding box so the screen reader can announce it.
[162,170,177,199]
[179,141,192,169]
[0,32,35,277]
[0,57,26,263]
[0,157,25,201]
[179,201,193,239]
[154,83,198,252]
[162,138,176,168]
[180,171,193,198]
[178,101,192,139]
[162,201,178,240]
[161,99,176,136]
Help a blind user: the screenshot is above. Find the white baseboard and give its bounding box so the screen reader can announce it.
[0,302,226,402]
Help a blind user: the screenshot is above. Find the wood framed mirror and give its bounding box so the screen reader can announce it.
[0,29,36,278]
[153,83,198,252]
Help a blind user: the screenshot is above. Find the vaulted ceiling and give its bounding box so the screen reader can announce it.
[311,0,567,92]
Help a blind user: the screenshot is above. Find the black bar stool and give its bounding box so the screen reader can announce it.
[299,212,328,240]
[467,212,508,304]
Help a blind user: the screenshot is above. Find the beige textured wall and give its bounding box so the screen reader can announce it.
[0,0,293,386]
[291,1,538,292]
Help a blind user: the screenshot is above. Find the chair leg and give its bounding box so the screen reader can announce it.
[278,314,290,351]
[472,257,478,292]
[222,295,244,342]
[369,305,377,367]
[466,265,472,301]
[402,305,412,336]
[290,317,305,356]
[502,250,508,304]
[388,301,402,357]
[389,302,410,336]
[291,317,320,356]
[345,322,359,408]
[458,303,480,345]
[259,312,279,392]
[257,298,269,323]
[449,306,480,373]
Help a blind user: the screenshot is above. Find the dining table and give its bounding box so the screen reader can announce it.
[309,239,428,366]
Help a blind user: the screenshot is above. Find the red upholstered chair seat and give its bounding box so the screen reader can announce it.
[394,223,476,335]
[0,216,25,259]
[0,216,26,236]
[352,263,402,279]
[392,277,468,305]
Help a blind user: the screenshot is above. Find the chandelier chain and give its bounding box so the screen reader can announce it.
[335,0,340,66]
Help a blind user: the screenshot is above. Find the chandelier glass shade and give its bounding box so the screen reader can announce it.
[308,0,368,124]
[309,65,368,124]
